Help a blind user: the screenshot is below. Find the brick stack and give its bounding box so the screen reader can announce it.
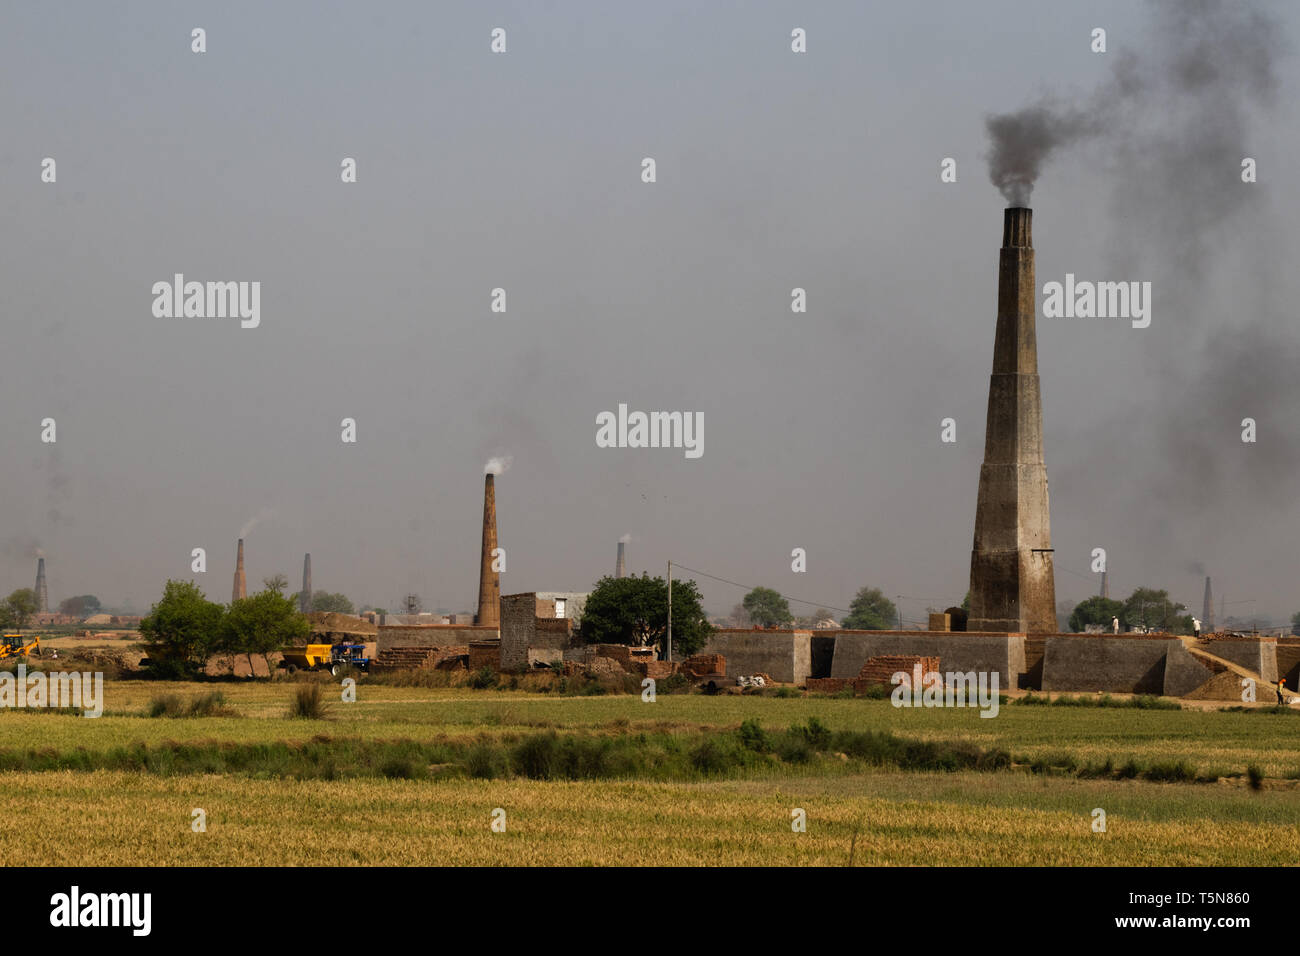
[855,655,939,693]
[806,677,851,694]
[373,647,441,670]
[681,654,725,678]
[468,641,500,671]
[637,660,679,680]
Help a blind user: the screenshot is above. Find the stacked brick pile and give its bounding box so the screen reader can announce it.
[375,645,469,671]
[636,660,679,680]
[468,642,500,671]
[806,656,940,695]
[806,678,850,693]
[373,647,441,670]
[681,654,725,678]
[855,655,939,693]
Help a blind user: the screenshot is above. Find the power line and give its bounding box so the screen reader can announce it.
[671,563,856,615]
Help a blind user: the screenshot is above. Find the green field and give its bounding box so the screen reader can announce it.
[0,679,1296,866]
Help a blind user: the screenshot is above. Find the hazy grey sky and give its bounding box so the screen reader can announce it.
[1,1,1297,624]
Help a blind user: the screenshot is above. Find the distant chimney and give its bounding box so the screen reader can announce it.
[1202,576,1215,633]
[232,539,247,603]
[616,541,626,578]
[476,474,500,627]
[301,553,312,613]
[35,557,48,614]
[968,207,1057,633]
[1099,570,1109,599]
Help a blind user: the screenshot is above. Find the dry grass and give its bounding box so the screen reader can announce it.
[0,769,1295,866]
[2,680,1299,865]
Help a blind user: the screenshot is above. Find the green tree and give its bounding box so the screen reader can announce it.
[579,573,713,657]
[311,591,355,614]
[842,587,898,630]
[1068,596,1126,632]
[138,580,225,675]
[961,590,971,612]
[0,589,41,632]
[1122,587,1189,633]
[742,587,791,628]
[57,594,101,618]
[224,579,310,676]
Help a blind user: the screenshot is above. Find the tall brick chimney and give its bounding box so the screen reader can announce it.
[476,474,500,627]
[1099,570,1109,599]
[969,207,1057,633]
[301,553,312,613]
[232,539,247,603]
[616,541,626,578]
[1202,576,1214,633]
[35,557,48,613]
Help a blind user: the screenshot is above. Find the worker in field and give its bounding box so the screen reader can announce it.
[1192,617,1201,638]
[1279,678,1286,706]
[1112,616,1120,634]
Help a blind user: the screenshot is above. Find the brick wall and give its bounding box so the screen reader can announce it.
[500,594,536,672]
[858,655,940,686]
[468,641,500,671]
[376,625,497,653]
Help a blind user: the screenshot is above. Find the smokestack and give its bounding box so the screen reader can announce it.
[232,539,247,603]
[476,474,500,627]
[301,553,312,613]
[34,557,48,614]
[969,208,1057,633]
[616,540,626,578]
[1099,570,1109,599]
[1202,576,1215,634]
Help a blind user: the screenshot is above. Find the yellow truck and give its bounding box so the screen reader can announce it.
[0,634,41,660]
[280,642,370,676]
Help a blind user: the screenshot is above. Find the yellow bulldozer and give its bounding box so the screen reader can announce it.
[0,634,41,660]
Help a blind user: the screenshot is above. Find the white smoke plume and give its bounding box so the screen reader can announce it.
[484,455,513,476]
[239,508,276,539]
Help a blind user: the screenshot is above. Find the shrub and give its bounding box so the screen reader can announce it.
[795,717,832,750]
[689,737,741,775]
[738,718,769,752]
[147,694,185,718]
[186,691,234,717]
[774,685,801,699]
[512,732,561,779]
[656,672,690,695]
[1247,764,1264,790]
[465,741,508,779]
[774,734,812,764]
[1144,760,1196,783]
[289,683,326,719]
[467,667,497,690]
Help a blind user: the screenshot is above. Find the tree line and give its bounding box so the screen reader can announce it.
[138,576,310,677]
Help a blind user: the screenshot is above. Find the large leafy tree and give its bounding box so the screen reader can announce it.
[579,573,713,657]
[224,578,310,676]
[58,594,102,618]
[138,580,226,674]
[1068,596,1126,632]
[1122,587,1192,633]
[842,587,898,630]
[0,589,40,631]
[310,591,355,614]
[742,587,791,628]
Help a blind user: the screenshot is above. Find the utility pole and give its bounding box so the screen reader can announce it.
[666,561,673,661]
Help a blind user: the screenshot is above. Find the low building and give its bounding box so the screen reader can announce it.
[499,591,589,672]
